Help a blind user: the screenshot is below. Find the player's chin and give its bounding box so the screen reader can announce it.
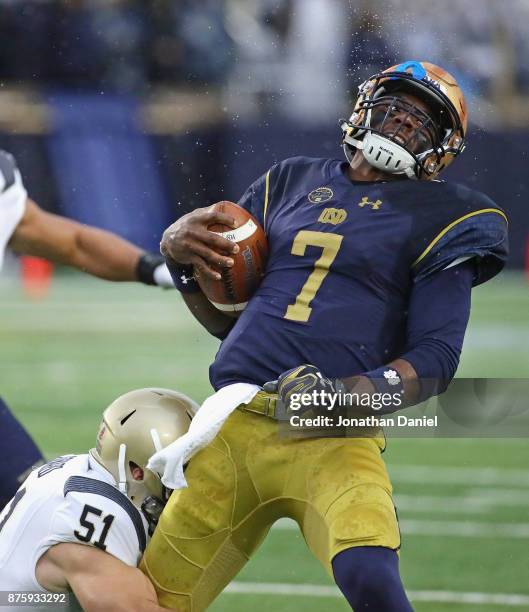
[224,310,242,319]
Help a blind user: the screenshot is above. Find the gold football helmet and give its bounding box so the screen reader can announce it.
[90,387,198,530]
[340,60,467,180]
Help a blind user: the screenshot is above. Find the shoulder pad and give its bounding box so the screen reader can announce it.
[56,475,147,565]
[412,186,508,286]
[274,156,326,169]
[238,157,331,232]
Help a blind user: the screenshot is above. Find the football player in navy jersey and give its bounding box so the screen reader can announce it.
[144,61,508,611]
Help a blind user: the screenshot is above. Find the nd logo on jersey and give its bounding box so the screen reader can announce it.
[318,208,347,225]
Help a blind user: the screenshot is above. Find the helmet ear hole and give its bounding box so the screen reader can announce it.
[129,461,144,482]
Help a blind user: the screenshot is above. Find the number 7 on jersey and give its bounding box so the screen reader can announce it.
[284,230,343,323]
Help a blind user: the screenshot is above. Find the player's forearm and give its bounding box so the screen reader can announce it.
[69,565,172,612]
[74,588,170,612]
[69,224,143,281]
[10,200,142,281]
[181,291,235,339]
[75,591,170,612]
[341,358,421,411]
[165,257,235,338]
[342,340,461,411]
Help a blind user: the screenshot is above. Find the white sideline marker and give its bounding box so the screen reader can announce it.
[225,582,529,606]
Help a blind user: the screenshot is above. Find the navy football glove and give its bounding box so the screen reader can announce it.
[263,364,347,414]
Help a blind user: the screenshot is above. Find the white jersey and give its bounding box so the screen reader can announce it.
[0,151,27,270]
[0,454,149,600]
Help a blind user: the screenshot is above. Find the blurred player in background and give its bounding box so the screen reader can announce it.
[0,387,198,612]
[0,149,175,509]
[145,61,508,611]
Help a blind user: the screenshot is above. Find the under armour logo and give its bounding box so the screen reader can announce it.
[358,197,382,210]
[180,274,194,285]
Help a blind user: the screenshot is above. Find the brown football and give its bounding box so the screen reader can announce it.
[196,201,268,316]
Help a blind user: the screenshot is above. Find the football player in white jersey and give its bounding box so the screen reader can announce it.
[0,146,175,510]
[0,145,229,511]
[0,149,175,284]
[0,387,198,612]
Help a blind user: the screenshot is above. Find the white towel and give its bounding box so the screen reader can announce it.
[147,383,260,489]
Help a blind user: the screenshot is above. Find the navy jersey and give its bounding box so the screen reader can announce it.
[210,157,508,389]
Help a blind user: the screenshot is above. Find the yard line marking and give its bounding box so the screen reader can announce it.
[3,319,188,333]
[409,591,529,605]
[467,488,529,503]
[273,518,529,538]
[394,494,490,514]
[465,327,529,349]
[400,519,529,538]
[3,296,529,349]
[395,490,529,513]
[224,582,529,606]
[390,465,529,487]
[33,460,529,517]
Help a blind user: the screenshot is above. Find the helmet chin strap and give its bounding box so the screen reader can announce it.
[118,443,128,494]
[359,132,417,179]
[117,431,163,504]
[150,428,163,453]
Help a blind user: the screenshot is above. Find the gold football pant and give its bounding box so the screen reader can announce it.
[140,397,400,611]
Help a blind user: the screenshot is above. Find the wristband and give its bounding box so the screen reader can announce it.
[165,258,201,294]
[136,253,165,285]
[363,366,405,413]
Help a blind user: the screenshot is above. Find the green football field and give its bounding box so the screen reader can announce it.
[2,270,529,611]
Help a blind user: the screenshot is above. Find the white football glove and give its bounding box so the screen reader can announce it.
[0,151,28,269]
[153,262,176,288]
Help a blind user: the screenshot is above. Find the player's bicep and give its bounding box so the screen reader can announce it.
[407,262,473,347]
[8,199,80,262]
[402,261,474,390]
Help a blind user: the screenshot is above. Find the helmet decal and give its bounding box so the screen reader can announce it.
[391,61,427,80]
